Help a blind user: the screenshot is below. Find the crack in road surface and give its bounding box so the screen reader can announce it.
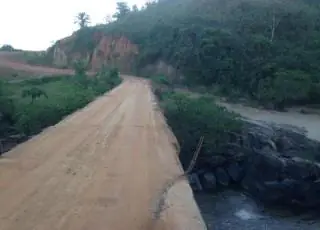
[0,78,206,230]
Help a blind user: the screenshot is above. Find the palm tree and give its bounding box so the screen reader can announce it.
[75,12,90,29]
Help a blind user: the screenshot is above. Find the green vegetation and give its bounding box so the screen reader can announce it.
[113,2,131,20]
[153,78,242,168]
[21,87,48,104]
[75,12,91,29]
[0,69,121,146]
[7,0,320,109]
[98,0,320,109]
[23,51,54,66]
[0,45,16,52]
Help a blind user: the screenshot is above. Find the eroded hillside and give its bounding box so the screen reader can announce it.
[52,31,138,73]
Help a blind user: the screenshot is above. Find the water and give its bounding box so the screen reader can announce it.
[195,190,320,230]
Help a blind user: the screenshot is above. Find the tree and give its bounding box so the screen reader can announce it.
[105,15,113,24]
[0,81,14,138]
[145,0,157,8]
[0,44,15,51]
[22,88,48,104]
[75,12,90,29]
[270,70,312,109]
[73,60,89,87]
[113,2,131,20]
[132,4,139,12]
[68,0,320,107]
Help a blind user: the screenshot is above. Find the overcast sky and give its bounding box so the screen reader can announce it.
[0,0,147,51]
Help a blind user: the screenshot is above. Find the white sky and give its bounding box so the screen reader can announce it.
[0,0,147,51]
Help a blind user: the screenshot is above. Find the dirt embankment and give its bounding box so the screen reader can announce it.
[0,78,206,230]
[0,51,75,76]
[53,33,139,72]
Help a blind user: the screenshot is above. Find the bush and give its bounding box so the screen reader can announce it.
[0,68,122,137]
[159,90,243,169]
[0,44,15,51]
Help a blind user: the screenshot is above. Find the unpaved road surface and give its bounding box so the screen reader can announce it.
[0,52,75,76]
[0,78,205,230]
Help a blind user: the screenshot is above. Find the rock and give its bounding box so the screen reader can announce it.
[241,119,320,161]
[275,136,294,153]
[289,180,320,208]
[198,117,320,209]
[264,179,294,189]
[188,173,203,192]
[200,172,217,191]
[227,162,243,182]
[315,154,320,162]
[263,179,298,203]
[215,167,230,186]
[208,155,226,167]
[241,148,320,208]
[247,132,263,149]
[240,149,285,200]
[305,180,320,206]
[284,159,315,180]
[247,149,285,182]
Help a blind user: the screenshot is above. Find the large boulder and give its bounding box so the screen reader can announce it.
[200,172,217,191]
[194,118,320,210]
[215,167,230,186]
[241,119,320,162]
[240,146,320,208]
[226,162,244,182]
[207,155,227,167]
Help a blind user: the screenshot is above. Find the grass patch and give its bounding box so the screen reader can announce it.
[0,69,122,142]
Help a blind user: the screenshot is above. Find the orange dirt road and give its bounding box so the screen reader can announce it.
[0,78,206,230]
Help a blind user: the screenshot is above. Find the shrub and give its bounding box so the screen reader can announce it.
[1,68,122,137]
[159,91,243,169]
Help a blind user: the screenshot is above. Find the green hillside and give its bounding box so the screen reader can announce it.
[103,0,320,107]
[61,0,320,108]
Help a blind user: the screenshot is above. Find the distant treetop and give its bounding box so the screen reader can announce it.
[0,45,15,52]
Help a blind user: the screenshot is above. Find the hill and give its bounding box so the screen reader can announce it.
[50,0,320,108]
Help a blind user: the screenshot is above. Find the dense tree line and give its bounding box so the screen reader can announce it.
[100,0,320,109]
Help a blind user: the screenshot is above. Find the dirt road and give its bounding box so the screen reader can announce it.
[0,78,205,230]
[0,52,76,76]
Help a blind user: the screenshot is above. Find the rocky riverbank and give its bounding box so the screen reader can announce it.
[195,190,320,230]
[190,119,320,211]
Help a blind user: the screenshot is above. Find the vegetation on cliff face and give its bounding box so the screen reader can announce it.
[93,0,320,108]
